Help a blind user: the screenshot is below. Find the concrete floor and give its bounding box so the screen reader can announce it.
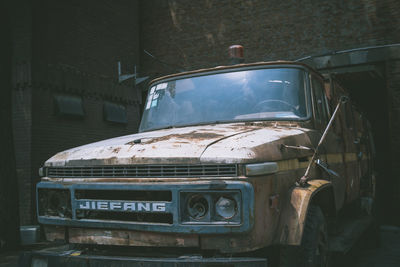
[1,226,400,267]
[0,251,18,267]
[339,225,400,267]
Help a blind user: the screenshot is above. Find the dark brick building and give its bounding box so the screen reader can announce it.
[140,0,399,74]
[9,0,400,225]
[12,0,141,225]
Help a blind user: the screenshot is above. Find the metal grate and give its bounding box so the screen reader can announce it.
[46,164,238,178]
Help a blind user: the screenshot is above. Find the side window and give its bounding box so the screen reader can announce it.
[311,76,329,127]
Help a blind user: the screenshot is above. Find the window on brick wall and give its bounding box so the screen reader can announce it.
[103,101,127,124]
[54,94,84,117]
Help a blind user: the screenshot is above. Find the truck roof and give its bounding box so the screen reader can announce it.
[149,60,323,85]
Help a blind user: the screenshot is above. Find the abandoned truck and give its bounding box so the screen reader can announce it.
[30,60,376,266]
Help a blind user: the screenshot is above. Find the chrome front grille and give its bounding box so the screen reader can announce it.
[46,164,238,178]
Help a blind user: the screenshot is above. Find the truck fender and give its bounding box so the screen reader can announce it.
[277,179,334,245]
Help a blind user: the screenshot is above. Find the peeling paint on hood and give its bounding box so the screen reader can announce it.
[45,123,312,167]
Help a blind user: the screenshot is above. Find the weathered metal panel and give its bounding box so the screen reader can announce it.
[43,123,314,167]
[43,225,65,242]
[302,44,400,70]
[68,228,199,247]
[277,179,332,245]
[200,175,279,253]
[44,124,254,166]
[200,126,312,163]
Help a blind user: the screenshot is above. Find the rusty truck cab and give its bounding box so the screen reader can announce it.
[33,61,375,267]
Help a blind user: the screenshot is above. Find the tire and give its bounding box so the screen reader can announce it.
[280,205,330,267]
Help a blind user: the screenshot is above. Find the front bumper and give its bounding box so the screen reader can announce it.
[19,246,267,267]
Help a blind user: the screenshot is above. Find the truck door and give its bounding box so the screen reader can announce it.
[331,81,362,204]
[311,75,346,209]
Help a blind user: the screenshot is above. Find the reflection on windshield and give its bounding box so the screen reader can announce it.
[140,68,308,132]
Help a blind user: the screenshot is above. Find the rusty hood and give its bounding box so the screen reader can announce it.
[45,123,314,167]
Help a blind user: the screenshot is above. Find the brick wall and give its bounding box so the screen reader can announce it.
[140,0,400,77]
[31,85,141,186]
[33,0,140,78]
[30,65,142,170]
[12,0,141,224]
[12,84,32,225]
[29,0,141,222]
[11,0,33,225]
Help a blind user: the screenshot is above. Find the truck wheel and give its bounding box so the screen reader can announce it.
[280,205,330,267]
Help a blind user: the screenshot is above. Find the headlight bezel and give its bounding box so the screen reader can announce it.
[180,190,241,224]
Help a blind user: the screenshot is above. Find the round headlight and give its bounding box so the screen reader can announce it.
[215,196,237,219]
[187,194,208,220]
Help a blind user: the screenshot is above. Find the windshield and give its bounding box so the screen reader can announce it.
[139,67,309,132]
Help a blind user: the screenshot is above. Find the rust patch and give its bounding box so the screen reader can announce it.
[112,147,121,153]
[224,124,262,131]
[277,179,332,245]
[126,131,224,145]
[68,228,199,247]
[43,225,65,242]
[184,132,224,139]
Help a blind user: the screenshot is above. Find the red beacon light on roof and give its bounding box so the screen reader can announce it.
[228,45,244,65]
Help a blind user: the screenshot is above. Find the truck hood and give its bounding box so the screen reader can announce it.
[45,123,314,167]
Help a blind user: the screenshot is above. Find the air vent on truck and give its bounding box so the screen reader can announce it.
[46,164,238,178]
